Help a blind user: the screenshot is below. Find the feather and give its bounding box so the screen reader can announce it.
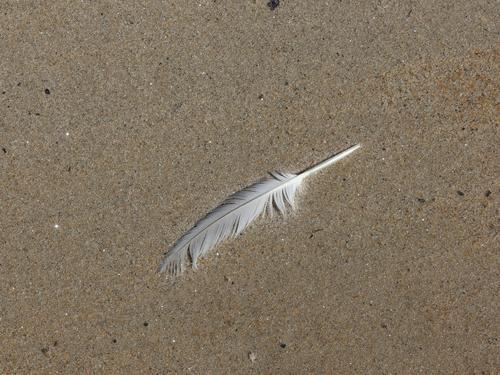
[159,144,361,275]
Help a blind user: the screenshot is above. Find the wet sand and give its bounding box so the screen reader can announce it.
[0,1,498,374]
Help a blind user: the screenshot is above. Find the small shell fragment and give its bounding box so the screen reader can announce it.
[248,351,257,363]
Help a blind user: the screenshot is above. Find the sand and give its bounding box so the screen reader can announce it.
[0,1,498,374]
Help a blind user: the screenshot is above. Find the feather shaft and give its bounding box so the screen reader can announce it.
[300,143,361,178]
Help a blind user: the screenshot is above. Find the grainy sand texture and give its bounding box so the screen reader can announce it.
[1,1,498,374]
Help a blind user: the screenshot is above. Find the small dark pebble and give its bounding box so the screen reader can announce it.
[417,198,425,203]
[258,93,264,100]
[53,341,58,347]
[2,147,6,153]
[485,190,491,197]
[267,0,279,10]
[381,323,387,329]
[112,339,117,343]
[44,88,51,95]
[279,342,287,348]
[2,91,5,94]
[41,347,49,355]
[143,322,149,327]
[457,190,464,196]
[309,228,323,239]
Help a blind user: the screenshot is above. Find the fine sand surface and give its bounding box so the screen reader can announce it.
[1,1,498,374]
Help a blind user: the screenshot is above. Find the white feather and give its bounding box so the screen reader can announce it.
[159,144,361,275]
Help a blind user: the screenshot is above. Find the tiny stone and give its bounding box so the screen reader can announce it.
[279,342,287,348]
[485,190,491,197]
[457,190,464,196]
[267,0,279,10]
[44,88,51,95]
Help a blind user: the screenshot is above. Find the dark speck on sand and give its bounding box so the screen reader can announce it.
[267,0,280,10]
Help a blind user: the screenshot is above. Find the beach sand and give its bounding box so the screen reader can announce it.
[0,1,498,373]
